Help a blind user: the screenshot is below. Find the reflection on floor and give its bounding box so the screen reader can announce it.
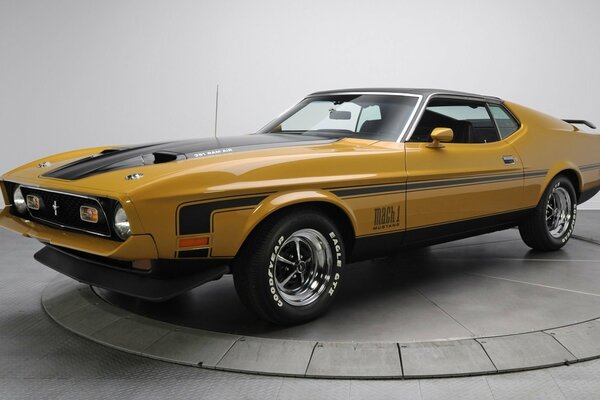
[1,211,600,399]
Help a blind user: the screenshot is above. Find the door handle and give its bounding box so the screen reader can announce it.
[502,155,516,165]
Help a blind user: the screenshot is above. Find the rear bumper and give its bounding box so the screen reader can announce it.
[34,245,230,302]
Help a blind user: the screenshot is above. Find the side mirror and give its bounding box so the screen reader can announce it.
[427,127,454,148]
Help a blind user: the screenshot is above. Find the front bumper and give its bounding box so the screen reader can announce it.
[0,207,157,260]
[35,245,230,302]
[1,208,230,301]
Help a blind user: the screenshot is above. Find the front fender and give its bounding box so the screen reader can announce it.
[243,189,358,241]
[208,190,357,258]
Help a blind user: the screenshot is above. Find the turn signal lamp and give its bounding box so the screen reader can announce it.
[26,194,41,210]
[178,237,209,248]
[80,206,99,223]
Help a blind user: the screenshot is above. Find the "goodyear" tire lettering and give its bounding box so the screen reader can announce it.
[268,235,285,307]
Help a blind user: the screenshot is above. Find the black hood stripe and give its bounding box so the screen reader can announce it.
[43,134,337,181]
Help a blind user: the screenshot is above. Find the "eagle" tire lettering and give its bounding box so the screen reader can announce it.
[328,232,342,296]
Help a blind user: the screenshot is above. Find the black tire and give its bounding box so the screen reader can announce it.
[232,208,345,325]
[518,175,577,251]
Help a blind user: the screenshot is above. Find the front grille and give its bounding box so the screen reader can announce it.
[19,186,112,237]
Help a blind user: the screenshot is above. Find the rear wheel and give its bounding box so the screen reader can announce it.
[233,209,345,325]
[519,175,577,251]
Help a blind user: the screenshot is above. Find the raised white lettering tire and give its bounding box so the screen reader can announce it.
[233,208,345,325]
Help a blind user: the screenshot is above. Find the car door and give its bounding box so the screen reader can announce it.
[403,97,525,245]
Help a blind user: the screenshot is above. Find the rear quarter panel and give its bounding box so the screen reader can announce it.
[504,101,600,206]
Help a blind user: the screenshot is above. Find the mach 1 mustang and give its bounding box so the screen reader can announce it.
[1,88,599,324]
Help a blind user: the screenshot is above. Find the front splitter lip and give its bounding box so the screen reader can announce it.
[35,245,229,302]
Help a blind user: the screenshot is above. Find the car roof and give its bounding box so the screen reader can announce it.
[308,88,502,102]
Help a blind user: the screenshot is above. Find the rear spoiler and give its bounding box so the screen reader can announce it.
[563,119,597,129]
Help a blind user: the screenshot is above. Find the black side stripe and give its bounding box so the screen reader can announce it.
[524,170,548,179]
[580,163,600,171]
[178,195,268,235]
[406,172,525,191]
[331,170,548,198]
[176,169,549,235]
[331,184,406,197]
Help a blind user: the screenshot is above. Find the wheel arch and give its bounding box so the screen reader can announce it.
[543,163,582,201]
[238,191,357,259]
[558,169,582,201]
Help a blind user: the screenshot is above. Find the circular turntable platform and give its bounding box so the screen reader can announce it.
[43,221,600,379]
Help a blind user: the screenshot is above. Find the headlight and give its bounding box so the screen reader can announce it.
[113,204,131,240]
[13,185,27,214]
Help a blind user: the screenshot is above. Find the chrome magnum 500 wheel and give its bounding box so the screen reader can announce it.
[233,209,345,325]
[274,229,334,307]
[546,186,573,239]
[519,175,577,251]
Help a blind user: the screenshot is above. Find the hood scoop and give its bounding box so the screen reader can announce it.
[99,148,121,155]
[145,151,187,164]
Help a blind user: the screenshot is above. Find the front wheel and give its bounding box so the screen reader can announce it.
[233,209,345,325]
[519,175,577,251]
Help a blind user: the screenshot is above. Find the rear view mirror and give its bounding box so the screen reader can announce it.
[329,110,351,120]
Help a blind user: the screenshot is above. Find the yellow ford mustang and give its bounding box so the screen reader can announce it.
[1,88,599,324]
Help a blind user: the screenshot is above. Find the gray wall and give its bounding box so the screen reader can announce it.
[1,0,599,208]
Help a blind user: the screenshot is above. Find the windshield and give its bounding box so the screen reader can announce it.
[259,94,420,141]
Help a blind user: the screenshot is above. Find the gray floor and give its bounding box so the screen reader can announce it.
[2,212,600,399]
[99,227,600,343]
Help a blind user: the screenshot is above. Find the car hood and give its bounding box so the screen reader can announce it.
[3,134,398,199]
[42,134,339,181]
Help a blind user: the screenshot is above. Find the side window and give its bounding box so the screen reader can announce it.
[410,99,500,144]
[489,104,519,138]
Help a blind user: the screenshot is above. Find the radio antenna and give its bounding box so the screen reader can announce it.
[214,84,219,138]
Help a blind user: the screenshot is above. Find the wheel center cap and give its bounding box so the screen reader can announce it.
[297,261,306,273]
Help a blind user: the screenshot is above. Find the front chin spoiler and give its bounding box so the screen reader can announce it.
[34,245,229,302]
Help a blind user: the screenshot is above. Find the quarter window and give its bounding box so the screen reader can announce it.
[489,104,520,138]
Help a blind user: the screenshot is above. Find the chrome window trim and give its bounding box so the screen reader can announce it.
[488,102,522,139]
[256,96,306,133]
[19,185,112,238]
